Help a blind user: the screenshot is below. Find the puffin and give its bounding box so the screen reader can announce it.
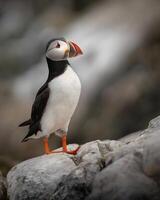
[19,38,83,155]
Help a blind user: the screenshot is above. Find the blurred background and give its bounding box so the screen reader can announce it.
[0,0,160,176]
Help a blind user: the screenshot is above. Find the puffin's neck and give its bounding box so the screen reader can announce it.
[46,57,69,82]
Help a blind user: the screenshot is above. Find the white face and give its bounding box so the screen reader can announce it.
[46,40,69,61]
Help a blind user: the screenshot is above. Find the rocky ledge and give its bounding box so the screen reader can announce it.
[6,115,160,200]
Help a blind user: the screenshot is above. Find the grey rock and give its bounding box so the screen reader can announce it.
[87,153,160,200]
[148,115,160,129]
[7,154,76,200]
[76,140,102,163]
[51,163,101,200]
[0,172,7,200]
[7,115,160,200]
[143,133,160,177]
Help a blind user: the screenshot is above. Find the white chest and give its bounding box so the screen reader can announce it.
[41,66,81,135]
[49,66,81,103]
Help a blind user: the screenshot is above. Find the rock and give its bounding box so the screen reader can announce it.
[0,171,7,200]
[143,133,160,177]
[7,115,160,200]
[51,162,101,200]
[7,154,76,200]
[51,141,103,200]
[148,115,160,129]
[87,153,160,200]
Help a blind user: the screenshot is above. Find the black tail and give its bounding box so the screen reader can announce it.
[21,137,29,142]
[21,122,40,142]
[19,119,31,127]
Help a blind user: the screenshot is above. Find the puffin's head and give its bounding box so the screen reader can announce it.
[46,38,83,61]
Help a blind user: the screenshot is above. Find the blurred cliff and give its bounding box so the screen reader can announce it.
[0,0,160,175]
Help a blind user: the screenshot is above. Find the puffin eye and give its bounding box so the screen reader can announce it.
[56,42,60,48]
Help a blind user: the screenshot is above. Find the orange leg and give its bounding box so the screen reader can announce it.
[43,136,63,154]
[43,135,80,155]
[43,137,52,154]
[62,135,67,152]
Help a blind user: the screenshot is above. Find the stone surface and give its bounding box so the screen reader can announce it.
[7,115,160,200]
[87,153,160,200]
[148,115,160,129]
[7,154,76,200]
[0,172,7,200]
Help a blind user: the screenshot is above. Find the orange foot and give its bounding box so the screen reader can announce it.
[63,145,80,155]
[45,147,80,155]
[43,136,80,155]
[61,135,80,155]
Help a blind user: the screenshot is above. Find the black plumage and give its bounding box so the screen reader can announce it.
[19,57,68,142]
[21,86,50,142]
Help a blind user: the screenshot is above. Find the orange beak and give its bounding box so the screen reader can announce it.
[69,41,83,57]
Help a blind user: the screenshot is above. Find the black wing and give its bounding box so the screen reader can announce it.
[22,84,50,142]
[19,83,48,127]
[19,119,31,127]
